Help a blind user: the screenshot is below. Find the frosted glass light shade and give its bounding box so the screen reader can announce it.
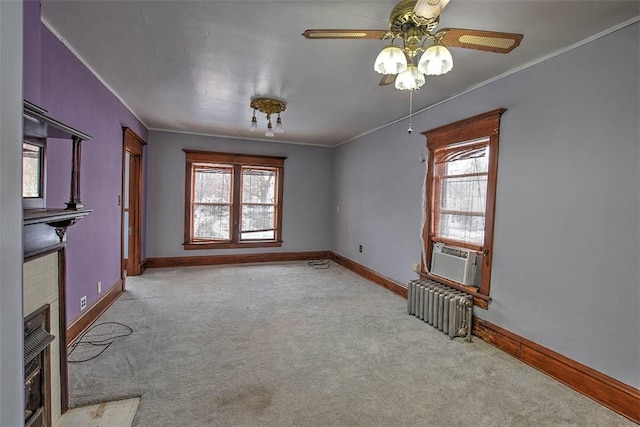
[249,116,258,131]
[418,44,453,76]
[394,64,425,90]
[374,45,407,75]
[275,116,284,133]
[265,122,275,137]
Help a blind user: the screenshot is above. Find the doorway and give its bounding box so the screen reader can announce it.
[122,128,146,277]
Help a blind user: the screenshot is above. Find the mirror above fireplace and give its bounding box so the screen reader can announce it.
[23,100,92,212]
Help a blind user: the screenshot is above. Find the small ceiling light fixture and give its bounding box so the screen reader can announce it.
[249,97,286,137]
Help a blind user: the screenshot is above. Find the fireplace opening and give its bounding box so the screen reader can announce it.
[24,305,55,427]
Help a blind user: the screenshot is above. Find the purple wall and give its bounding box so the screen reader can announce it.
[23,0,41,104]
[23,2,148,321]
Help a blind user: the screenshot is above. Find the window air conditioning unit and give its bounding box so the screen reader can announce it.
[431,243,481,287]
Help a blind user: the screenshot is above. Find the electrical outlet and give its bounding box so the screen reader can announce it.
[358,245,363,253]
[80,295,87,311]
[97,281,102,294]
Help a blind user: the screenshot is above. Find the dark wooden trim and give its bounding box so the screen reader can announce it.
[183,150,285,248]
[122,127,146,277]
[23,209,92,260]
[57,249,69,413]
[330,253,408,298]
[123,128,146,154]
[145,251,332,269]
[184,159,194,246]
[473,318,640,424]
[420,108,506,301]
[275,166,284,243]
[184,241,283,250]
[183,149,286,167]
[421,108,506,149]
[231,164,242,242]
[66,279,124,345]
[419,272,490,309]
[480,127,500,295]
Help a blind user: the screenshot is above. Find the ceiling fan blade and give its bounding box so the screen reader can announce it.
[379,74,397,86]
[302,29,387,40]
[438,28,523,53]
[413,0,450,20]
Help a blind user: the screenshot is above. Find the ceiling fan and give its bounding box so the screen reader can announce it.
[302,0,523,91]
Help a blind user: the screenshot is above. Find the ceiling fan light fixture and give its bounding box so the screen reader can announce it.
[374,45,408,75]
[418,44,453,76]
[413,0,450,20]
[395,64,425,91]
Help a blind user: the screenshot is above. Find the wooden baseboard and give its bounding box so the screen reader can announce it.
[144,251,332,269]
[144,251,407,298]
[66,279,124,345]
[330,253,408,298]
[473,318,640,424]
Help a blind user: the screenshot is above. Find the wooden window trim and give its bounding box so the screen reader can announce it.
[239,166,281,240]
[421,108,505,306]
[183,150,285,249]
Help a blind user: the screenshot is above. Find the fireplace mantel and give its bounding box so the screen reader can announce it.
[22,100,93,261]
[23,209,92,260]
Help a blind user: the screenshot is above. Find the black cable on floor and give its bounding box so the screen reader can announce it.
[68,321,133,363]
[307,259,331,269]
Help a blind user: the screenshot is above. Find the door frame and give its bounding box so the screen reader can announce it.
[122,128,146,277]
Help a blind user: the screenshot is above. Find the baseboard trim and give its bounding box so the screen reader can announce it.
[144,251,332,269]
[473,317,640,424]
[66,279,124,345]
[330,253,408,298]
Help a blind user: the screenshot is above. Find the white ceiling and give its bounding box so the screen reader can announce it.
[41,1,639,147]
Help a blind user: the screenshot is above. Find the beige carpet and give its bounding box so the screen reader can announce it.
[68,262,634,426]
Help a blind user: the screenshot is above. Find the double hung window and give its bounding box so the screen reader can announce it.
[431,138,489,250]
[422,109,505,307]
[184,150,285,249]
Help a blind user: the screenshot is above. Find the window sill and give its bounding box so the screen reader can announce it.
[419,272,491,310]
[183,241,283,250]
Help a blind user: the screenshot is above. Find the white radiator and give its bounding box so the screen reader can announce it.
[407,279,473,342]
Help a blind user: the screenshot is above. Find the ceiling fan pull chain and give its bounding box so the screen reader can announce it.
[408,90,413,134]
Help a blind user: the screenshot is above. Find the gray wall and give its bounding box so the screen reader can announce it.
[146,131,334,257]
[0,1,24,424]
[333,23,639,389]
[333,124,426,283]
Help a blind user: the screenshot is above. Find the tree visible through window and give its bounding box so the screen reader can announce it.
[422,109,505,306]
[184,150,285,249]
[193,164,233,240]
[241,168,277,240]
[433,139,489,249]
